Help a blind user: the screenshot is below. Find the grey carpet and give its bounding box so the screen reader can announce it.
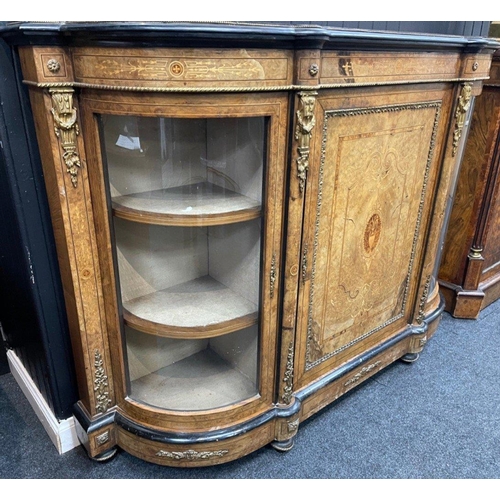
[1,301,499,478]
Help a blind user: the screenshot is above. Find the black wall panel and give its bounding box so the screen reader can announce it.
[0,39,78,419]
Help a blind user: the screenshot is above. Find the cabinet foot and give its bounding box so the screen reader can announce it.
[401,352,420,363]
[271,437,296,452]
[89,446,118,462]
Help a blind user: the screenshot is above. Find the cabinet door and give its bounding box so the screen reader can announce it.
[292,85,453,389]
[80,92,288,429]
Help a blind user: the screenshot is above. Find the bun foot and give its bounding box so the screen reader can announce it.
[89,446,118,462]
[271,437,296,452]
[401,352,420,363]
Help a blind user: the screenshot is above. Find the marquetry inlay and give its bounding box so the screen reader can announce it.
[364,213,382,254]
[305,101,442,369]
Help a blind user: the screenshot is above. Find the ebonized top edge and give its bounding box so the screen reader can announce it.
[1,22,500,52]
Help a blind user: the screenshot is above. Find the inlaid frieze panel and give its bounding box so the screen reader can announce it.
[303,101,441,369]
[71,47,293,89]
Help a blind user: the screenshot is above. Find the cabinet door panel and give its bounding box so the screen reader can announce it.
[80,92,289,430]
[294,87,446,386]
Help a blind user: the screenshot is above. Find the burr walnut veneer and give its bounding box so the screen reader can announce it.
[10,23,497,466]
[439,50,500,318]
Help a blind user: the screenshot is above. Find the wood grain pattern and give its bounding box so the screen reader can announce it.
[79,90,288,434]
[319,52,460,86]
[71,47,294,89]
[291,84,451,390]
[438,54,500,318]
[18,36,494,464]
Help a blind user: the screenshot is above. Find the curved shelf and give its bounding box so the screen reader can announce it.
[112,182,262,226]
[129,348,258,411]
[122,275,259,339]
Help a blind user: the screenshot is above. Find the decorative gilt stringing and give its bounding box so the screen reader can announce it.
[282,341,294,405]
[295,91,318,194]
[49,88,81,188]
[305,101,442,370]
[155,449,229,460]
[94,350,111,413]
[270,254,276,299]
[417,275,432,324]
[302,244,308,283]
[452,83,472,157]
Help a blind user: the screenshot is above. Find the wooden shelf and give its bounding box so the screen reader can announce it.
[123,275,259,338]
[112,182,262,226]
[129,348,258,411]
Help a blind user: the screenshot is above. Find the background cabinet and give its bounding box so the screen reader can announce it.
[438,50,500,318]
[9,23,497,466]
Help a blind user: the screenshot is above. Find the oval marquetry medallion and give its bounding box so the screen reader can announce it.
[364,213,382,254]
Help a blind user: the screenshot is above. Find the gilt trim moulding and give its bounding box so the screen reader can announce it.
[22,77,492,93]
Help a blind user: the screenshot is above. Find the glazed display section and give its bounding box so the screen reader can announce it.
[12,23,498,467]
[102,114,264,411]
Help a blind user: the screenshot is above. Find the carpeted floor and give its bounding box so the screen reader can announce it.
[1,302,499,479]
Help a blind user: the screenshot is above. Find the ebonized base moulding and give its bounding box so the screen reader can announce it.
[438,49,500,319]
[4,22,497,467]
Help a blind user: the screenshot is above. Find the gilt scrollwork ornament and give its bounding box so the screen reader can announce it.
[156,449,229,461]
[287,419,299,433]
[452,83,472,157]
[295,91,317,194]
[282,341,295,405]
[50,88,82,188]
[344,361,382,387]
[94,350,111,413]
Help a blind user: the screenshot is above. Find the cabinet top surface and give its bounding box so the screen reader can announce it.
[2,21,500,52]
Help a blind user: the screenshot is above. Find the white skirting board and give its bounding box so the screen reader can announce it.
[7,350,80,454]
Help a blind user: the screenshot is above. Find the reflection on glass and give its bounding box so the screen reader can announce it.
[102,115,264,222]
[100,114,265,411]
[126,325,259,411]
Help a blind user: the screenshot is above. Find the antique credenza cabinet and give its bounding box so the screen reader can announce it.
[4,22,497,466]
[438,49,500,319]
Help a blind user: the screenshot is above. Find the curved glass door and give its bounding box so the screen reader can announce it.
[99,115,266,411]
